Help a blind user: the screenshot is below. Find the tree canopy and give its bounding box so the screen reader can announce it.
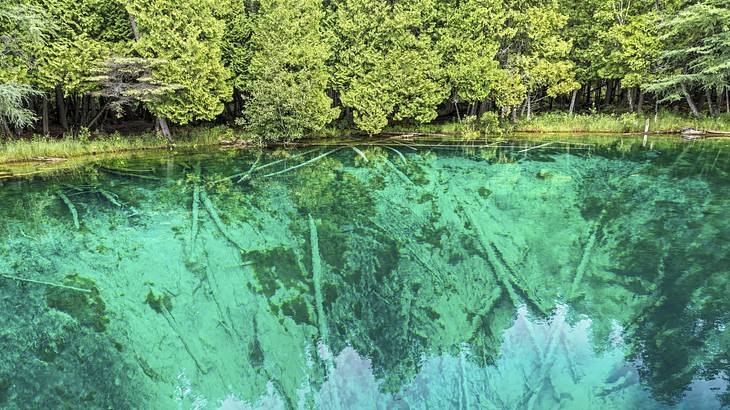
[1,0,728,139]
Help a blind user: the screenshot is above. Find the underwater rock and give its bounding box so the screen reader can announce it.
[536,169,553,179]
[44,275,108,332]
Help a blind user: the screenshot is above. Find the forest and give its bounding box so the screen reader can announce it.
[0,0,729,141]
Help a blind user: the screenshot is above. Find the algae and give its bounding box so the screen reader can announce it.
[44,274,109,332]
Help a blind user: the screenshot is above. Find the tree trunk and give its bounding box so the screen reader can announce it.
[637,90,645,115]
[129,15,140,41]
[595,81,602,109]
[158,117,172,143]
[681,83,700,118]
[706,90,715,117]
[88,97,98,126]
[80,94,91,125]
[0,117,12,138]
[726,87,729,114]
[73,94,82,126]
[717,87,723,115]
[526,93,532,120]
[55,85,68,130]
[42,96,50,135]
[478,100,489,117]
[606,80,614,106]
[627,88,635,112]
[585,83,591,108]
[569,89,577,115]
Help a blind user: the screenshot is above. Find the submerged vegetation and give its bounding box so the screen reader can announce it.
[1,0,729,142]
[0,140,728,407]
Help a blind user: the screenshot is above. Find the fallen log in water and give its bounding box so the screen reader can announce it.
[200,189,244,249]
[1,273,91,293]
[57,191,80,230]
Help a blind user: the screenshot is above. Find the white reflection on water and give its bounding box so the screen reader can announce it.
[212,306,727,410]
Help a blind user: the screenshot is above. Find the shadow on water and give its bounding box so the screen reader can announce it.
[0,136,729,408]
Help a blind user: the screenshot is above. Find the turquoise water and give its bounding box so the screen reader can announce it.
[0,138,729,409]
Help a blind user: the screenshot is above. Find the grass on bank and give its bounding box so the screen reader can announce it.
[3,112,730,165]
[383,112,730,136]
[0,126,229,164]
[515,112,730,133]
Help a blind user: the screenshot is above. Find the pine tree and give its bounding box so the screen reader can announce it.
[648,0,730,116]
[242,0,338,140]
[332,0,447,134]
[126,0,232,126]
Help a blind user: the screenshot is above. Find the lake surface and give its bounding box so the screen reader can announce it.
[1,137,729,409]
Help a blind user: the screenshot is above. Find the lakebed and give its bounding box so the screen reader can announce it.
[0,135,729,409]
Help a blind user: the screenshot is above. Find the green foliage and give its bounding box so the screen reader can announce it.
[27,0,130,93]
[437,0,507,104]
[126,0,232,124]
[599,11,660,89]
[506,3,579,98]
[1,0,729,138]
[44,274,108,332]
[0,83,40,131]
[241,0,339,140]
[648,0,730,102]
[216,0,254,92]
[332,0,447,134]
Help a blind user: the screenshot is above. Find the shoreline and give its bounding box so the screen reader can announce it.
[2,131,729,181]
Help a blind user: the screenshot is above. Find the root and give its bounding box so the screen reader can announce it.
[58,191,80,230]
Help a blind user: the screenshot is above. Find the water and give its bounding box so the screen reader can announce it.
[0,137,729,409]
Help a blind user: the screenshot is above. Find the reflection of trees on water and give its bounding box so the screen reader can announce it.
[0,140,728,408]
[224,307,724,409]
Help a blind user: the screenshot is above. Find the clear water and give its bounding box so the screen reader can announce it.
[1,137,729,409]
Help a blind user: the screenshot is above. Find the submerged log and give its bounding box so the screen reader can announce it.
[57,191,80,230]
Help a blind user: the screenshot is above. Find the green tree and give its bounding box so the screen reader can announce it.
[332,0,447,134]
[0,3,50,135]
[648,0,730,117]
[24,0,131,132]
[504,2,579,120]
[437,0,510,118]
[595,0,661,114]
[241,0,338,140]
[126,0,232,130]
